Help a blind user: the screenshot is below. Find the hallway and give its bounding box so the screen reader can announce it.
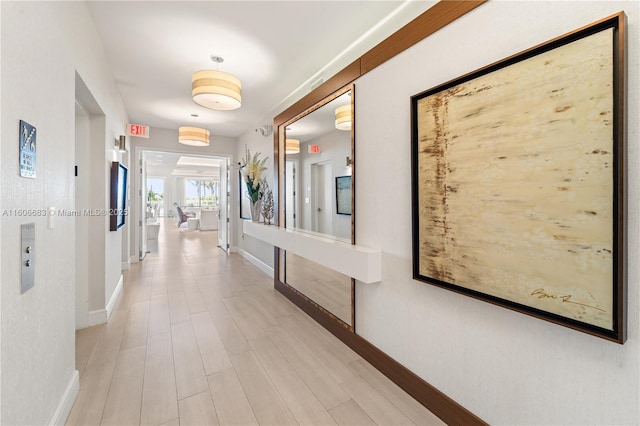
[67,219,443,425]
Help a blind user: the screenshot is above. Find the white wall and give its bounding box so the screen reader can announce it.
[355,1,639,424]
[129,127,237,261]
[0,2,129,424]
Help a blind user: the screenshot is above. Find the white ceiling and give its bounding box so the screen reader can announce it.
[287,91,351,143]
[86,1,430,138]
[145,152,221,178]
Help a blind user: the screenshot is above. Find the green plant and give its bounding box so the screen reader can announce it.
[148,189,163,201]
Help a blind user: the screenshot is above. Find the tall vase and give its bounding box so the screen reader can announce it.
[250,199,262,223]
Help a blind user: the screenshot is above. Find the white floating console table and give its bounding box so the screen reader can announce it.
[242,221,381,283]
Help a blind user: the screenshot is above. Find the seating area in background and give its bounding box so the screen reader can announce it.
[172,202,219,232]
[175,204,196,228]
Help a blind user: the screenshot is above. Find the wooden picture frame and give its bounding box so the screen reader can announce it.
[411,13,626,343]
[336,175,352,215]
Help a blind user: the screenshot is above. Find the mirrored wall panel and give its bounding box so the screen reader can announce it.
[284,90,353,242]
[282,85,354,327]
[285,253,352,324]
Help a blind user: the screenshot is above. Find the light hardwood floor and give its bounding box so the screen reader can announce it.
[67,219,444,426]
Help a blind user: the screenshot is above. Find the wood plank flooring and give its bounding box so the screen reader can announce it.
[67,219,444,426]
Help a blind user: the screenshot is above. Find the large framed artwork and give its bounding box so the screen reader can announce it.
[411,13,626,343]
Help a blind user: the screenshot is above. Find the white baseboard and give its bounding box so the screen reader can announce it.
[129,255,138,264]
[236,247,274,278]
[106,275,123,320]
[88,275,123,326]
[121,260,130,270]
[88,308,107,327]
[48,370,79,425]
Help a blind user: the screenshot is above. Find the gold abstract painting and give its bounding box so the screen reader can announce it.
[411,16,625,341]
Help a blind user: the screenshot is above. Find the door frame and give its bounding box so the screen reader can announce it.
[310,160,332,235]
[133,147,232,263]
[218,156,230,252]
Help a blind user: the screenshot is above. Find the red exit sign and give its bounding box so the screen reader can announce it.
[127,123,149,138]
[308,144,320,154]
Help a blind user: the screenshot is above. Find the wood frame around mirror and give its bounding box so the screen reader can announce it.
[276,83,356,332]
[269,2,490,424]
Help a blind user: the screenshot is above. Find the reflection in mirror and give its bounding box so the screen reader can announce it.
[284,90,352,242]
[285,253,352,324]
[283,87,354,327]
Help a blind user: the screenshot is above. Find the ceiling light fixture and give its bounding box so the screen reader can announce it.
[335,104,352,131]
[285,139,300,154]
[178,126,210,147]
[176,156,221,167]
[192,55,241,110]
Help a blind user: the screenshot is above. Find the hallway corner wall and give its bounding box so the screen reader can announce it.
[0,2,129,424]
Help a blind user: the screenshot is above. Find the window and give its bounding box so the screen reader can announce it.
[147,177,165,217]
[185,178,219,208]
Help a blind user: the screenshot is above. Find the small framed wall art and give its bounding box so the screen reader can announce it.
[19,120,37,178]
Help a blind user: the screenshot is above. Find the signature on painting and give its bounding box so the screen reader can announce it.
[530,288,606,313]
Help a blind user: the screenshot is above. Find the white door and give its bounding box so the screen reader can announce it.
[285,160,297,228]
[140,154,148,260]
[312,162,332,235]
[218,158,229,252]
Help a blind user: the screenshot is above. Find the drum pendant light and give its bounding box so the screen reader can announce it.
[335,104,352,131]
[192,56,242,111]
[285,139,300,154]
[178,126,210,147]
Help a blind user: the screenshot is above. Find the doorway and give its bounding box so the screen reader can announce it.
[285,160,297,228]
[75,75,107,330]
[311,161,332,235]
[137,150,230,260]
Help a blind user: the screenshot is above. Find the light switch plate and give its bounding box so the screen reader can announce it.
[21,223,35,294]
[48,207,55,229]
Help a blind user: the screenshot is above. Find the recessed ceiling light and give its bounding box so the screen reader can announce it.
[176,156,221,167]
[171,168,217,177]
[171,169,197,175]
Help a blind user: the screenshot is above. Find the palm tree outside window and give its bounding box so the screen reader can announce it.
[184,178,219,208]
